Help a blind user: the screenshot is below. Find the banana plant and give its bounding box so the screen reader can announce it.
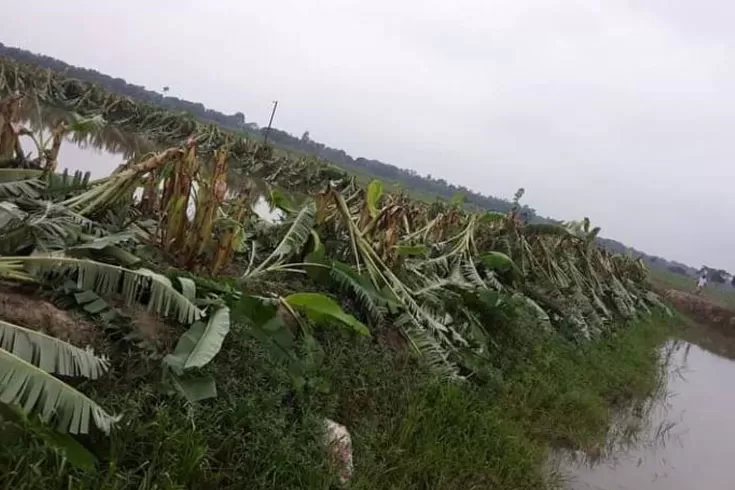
[0,249,204,433]
[242,200,318,279]
[0,60,666,389]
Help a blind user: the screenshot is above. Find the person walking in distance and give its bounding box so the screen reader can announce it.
[696,272,708,295]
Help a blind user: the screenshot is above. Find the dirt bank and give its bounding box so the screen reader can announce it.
[664,289,735,331]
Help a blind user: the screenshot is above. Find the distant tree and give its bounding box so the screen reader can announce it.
[162,86,170,94]
[716,269,730,283]
[232,112,245,127]
[704,267,727,284]
[301,130,311,142]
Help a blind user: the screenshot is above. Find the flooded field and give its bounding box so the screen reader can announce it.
[18,119,280,221]
[560,340,735,489]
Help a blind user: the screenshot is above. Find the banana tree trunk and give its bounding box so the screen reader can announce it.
[0,95,23,160]
[182,148,229,266]
[42,122,67,176]
[211,195,249,276]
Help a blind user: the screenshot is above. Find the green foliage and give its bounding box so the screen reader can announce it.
[328,261,390,322]
[163,307,232,403]
[10,256,204,325]
[285,292,370,336]
[246,201,316,278]
[0,319,108,378]
[325,316,671,490]
[164,307,231,371]
[366,179,383,218]
[395,244,427,256]
[0,159,231,438]
[0,177,44,198]
[0,169,44,182]
[480,250,516,273]
[0,281,674,490]
[0,349,117,434]
[0,313,115,435]
[0,404,97,471]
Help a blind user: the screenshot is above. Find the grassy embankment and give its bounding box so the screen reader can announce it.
[1,310,673,490]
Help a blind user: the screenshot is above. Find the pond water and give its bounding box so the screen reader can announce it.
[26,134,129,180]
[560,340,735,489]
[18,125,280,221]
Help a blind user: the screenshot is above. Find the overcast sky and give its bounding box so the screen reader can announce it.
[4,0,734,269]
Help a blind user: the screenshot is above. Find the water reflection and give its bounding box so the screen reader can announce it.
[561,341,735,489]
[16,100,276,217]
[18,126,281,222]
[19,96,154,160]
[18,131,128,180]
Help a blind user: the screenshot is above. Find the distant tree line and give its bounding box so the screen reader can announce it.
[0,42,524,215]
[595,237,706,277]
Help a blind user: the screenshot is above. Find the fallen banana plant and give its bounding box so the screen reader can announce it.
[0,255,203,324]
[0,318,117,434]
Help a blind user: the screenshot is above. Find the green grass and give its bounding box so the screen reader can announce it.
[0,312,675,490]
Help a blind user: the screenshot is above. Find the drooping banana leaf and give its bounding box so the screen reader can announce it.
[284,292,370,336]
[0,349,117,434]
[0,178,44,199]
[164,307,230,372]
[0,319,108,378]
[268,201,315,259]
[327,261,389,322]
[0,255,203,324]
[0,404,98,470]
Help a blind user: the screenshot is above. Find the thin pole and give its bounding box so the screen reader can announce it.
[264,100,278,144]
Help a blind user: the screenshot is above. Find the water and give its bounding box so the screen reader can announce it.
[19,133,129,179]
[17,124,280,221]
[561,341,735,489]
